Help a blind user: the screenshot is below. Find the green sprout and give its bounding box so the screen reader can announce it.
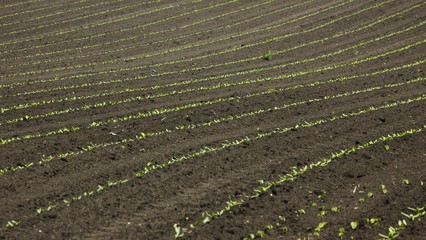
[262,51,272,60]
[350,221,359,230]
[331,205,342,213]
[381,184,388,194]
[297,208,306,214]
[5,220,21,229]
[366,218,381,227]
[278,226,289,233]
[313,222,328,237]
[256,230,265,238]
[338,228,345,238]
[173,223,187,238]
[315,222,328,232]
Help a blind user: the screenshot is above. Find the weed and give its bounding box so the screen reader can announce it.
[262,51,272,60]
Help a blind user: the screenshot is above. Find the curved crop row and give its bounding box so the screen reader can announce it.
[178,122,426,237]
[0,0,124,28]
[0,0,358,78]
[0,0,201,47]
[22,96,426,232]
[2,1,421,96]
[1,1,424,238]
[1,73,422,175]
[1,39,423,129]
[0,0,90,22]
[378,203,426,239]
[0,0,308,56]
[0,0,283,66]
[240,176,419,239]
[0,0,46,9]
[2,21,423,115]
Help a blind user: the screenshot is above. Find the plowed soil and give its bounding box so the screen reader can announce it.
[0,0,425,239]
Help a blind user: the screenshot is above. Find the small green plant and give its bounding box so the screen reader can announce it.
[278,226,290,233]
[317,191,326,199]
[381,184,388,194]
[350,221,359,230]
[256,230,265,238]
[317,206,327,218]
[37,204,57,214]
[315,222,328,232]
[338,228,346,238]
[313,222,328,237]
[278,216,286,222]
[5,220,21,229]
[174,224,187,238]
[331,205,342,212]
[367,192,374,198]
[262,51,272,60]
[402,179,410,185]
[85,142,97,151]
[366,217,381,227]
[297,208,306,214]
[379,226,401,239]
[384,144,390,150]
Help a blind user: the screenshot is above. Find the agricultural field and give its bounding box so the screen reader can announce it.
[0,0,425,239]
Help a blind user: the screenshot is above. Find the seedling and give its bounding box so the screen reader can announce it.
[243,233,255,240]
[331,205,342,213]
[315,222,328,232]
[278,226,290,233]
[262,51,272,60]
[338,228,345,238]
[381,184,388,194]
[37,204,56,214]
[5,220,21,229]
[366,217,381,227]
[402,179,410,185]
[278,216,286,222]
[379,226,400,239]
[317,191,326,199]
[317,208,327,218]
[350,221,359,230]
[367,192,374,198]
[174,224,187,238]
[313,222,328,237]
[256,230,265,238]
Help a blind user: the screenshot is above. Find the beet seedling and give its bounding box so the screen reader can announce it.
[338,228,345,238]
[350,221,359,230]
[5,220,21,229]
[381,184,388,194]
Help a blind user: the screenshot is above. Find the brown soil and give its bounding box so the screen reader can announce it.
[0,0,425,239]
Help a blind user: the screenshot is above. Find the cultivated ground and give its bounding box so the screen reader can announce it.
[0,0,425,239]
